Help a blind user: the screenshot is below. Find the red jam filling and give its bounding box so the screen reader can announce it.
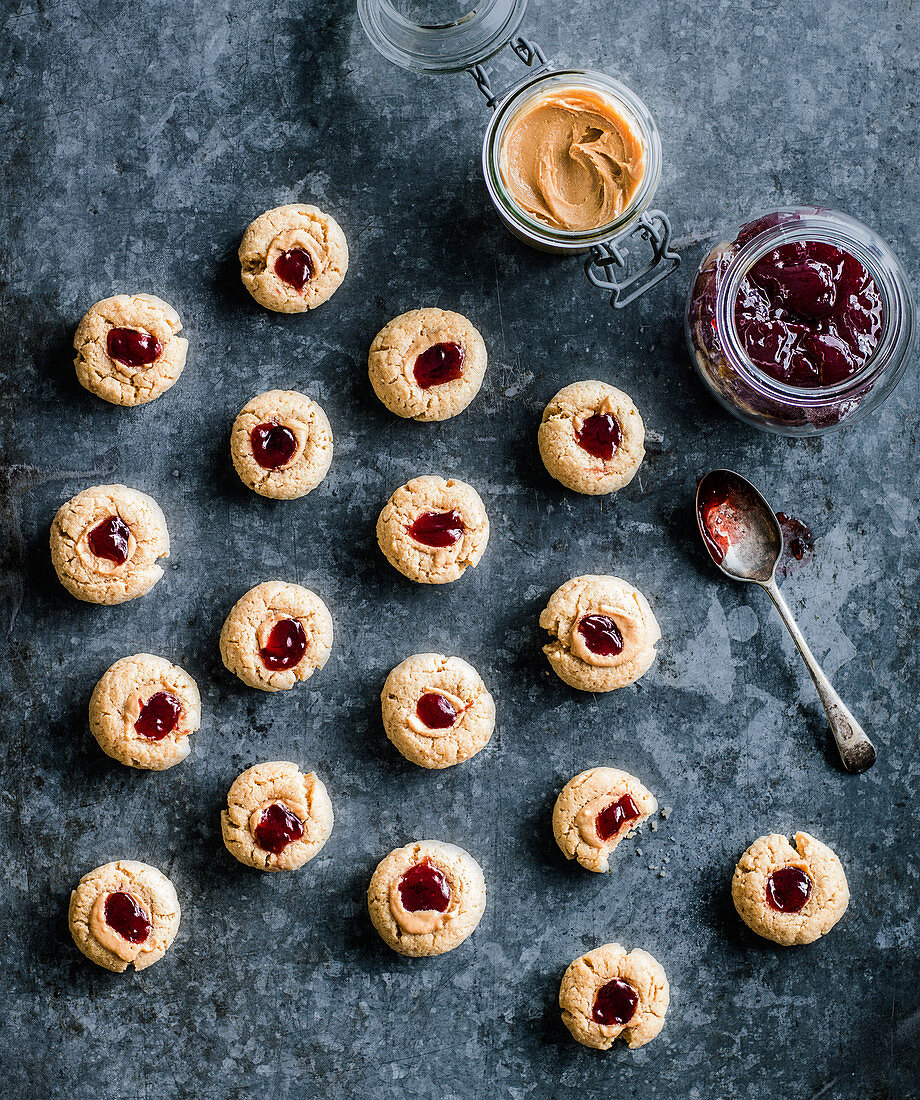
[577,614,623,656]
[104,891,152,944]
[87,516,131,565]
[413,342,465,389]
[274,248,314,291]
[398,860,451,913]
[106,328,163,367]
[254,803,305,854]
[407,509,464,547]
[251,421,298,469]
[766,866,812,913]
[134,691,182,740]
[734,241,883,387]
[592,978,639,1026]
[576,412,622,461]
[596,793,641,841]
[775,512,815,578]
[259,618,307,671]
[416,692,458,729]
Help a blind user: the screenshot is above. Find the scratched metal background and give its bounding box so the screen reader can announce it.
[1,1,918,1097]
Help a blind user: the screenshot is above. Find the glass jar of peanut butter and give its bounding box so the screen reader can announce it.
[358,0,679,307]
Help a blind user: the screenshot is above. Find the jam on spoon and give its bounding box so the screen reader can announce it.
[416,692,458,729]
[259,618,307,671]
[104,892,152,943]
[87,516,131,565]
[134,691,182,740]
[595,793,641,841]
[407,509,464,547]
[577,614,623,656]
[106,328,163,367]
[414,342,464,389]
[398,860,451,912]
[253,803,305,854]
[766,866,812,913]
[576,413,622,461]
[251,421,298,469]
[274,248,314,291]
[592,978,639,1026]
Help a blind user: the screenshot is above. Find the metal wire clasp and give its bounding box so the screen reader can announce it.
[468,36,550,110]
[584,210,681,308]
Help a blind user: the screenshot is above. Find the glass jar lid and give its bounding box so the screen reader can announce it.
[357,0,528,72]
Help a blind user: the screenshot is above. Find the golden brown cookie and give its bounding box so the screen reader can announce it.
[540,574,660,692]
[553,767,657,872]
[221,761,334,872]
[731,832,849,946]
[89,653,201,770]
[68,860,180,972]
[219,581,333,692]
[376,476,489,584]
[239,203,348,313]
[73,293,188,406]
[538,380,645,495]
[381,653,495,769]
[367,840,486,957]
[560,943,669,1049]
[368,308,487,421]
[231,389,333,500]
[50,484,170,605]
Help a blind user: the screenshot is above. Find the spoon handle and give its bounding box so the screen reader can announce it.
[764,579,877,773]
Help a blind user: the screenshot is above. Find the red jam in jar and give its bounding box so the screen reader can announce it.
[259,618,307,671]
[398,860,451,912]
[408,509,464,547]
[254,803,305,854]
[251,421,298,469]
[576,413,622,460]
[766,866,812,913]
[686,207,915,435]
[104,892,152,943]
[416,692,458,729]
[87,516,131,564]
[592,978,639,1026]
[274,248,314,291]
[135,691,182,740]
[106,328,163,367]
[414,342,464,389]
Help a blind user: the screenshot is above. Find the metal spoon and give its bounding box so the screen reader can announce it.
[696,469,876,774]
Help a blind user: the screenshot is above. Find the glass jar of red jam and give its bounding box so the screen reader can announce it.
[685,207,915,435]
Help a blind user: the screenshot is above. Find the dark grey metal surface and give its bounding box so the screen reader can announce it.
[2,1,918,1097]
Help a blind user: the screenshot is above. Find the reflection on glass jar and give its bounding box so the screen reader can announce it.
[685,207,916,436]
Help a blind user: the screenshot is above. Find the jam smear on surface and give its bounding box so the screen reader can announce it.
[595,793,641,841]
[576,413,623,461]
[416,692,458,729]
[274,248,314,291]
[254,803,305,854]
[87,516,131,565]
[134,691,182,740]
[251,421,298,469]
[104,892,152,943]
[414,342,465,389]
[398,860,451,913]
[734,241,883,388]
[408,509,465,547]
[259,618,307,671]
[766,866,812,913]
[577,614,623,656]
[592,978,639,1026]
[775,512,815,578]
[106,328,163,367]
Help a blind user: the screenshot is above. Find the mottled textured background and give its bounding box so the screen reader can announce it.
[2,0,918,1096]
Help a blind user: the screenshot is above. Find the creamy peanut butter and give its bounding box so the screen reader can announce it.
[499,87,645,232]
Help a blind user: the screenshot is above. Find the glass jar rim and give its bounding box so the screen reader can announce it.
[715,207,914,405]
[483,68,663,248]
